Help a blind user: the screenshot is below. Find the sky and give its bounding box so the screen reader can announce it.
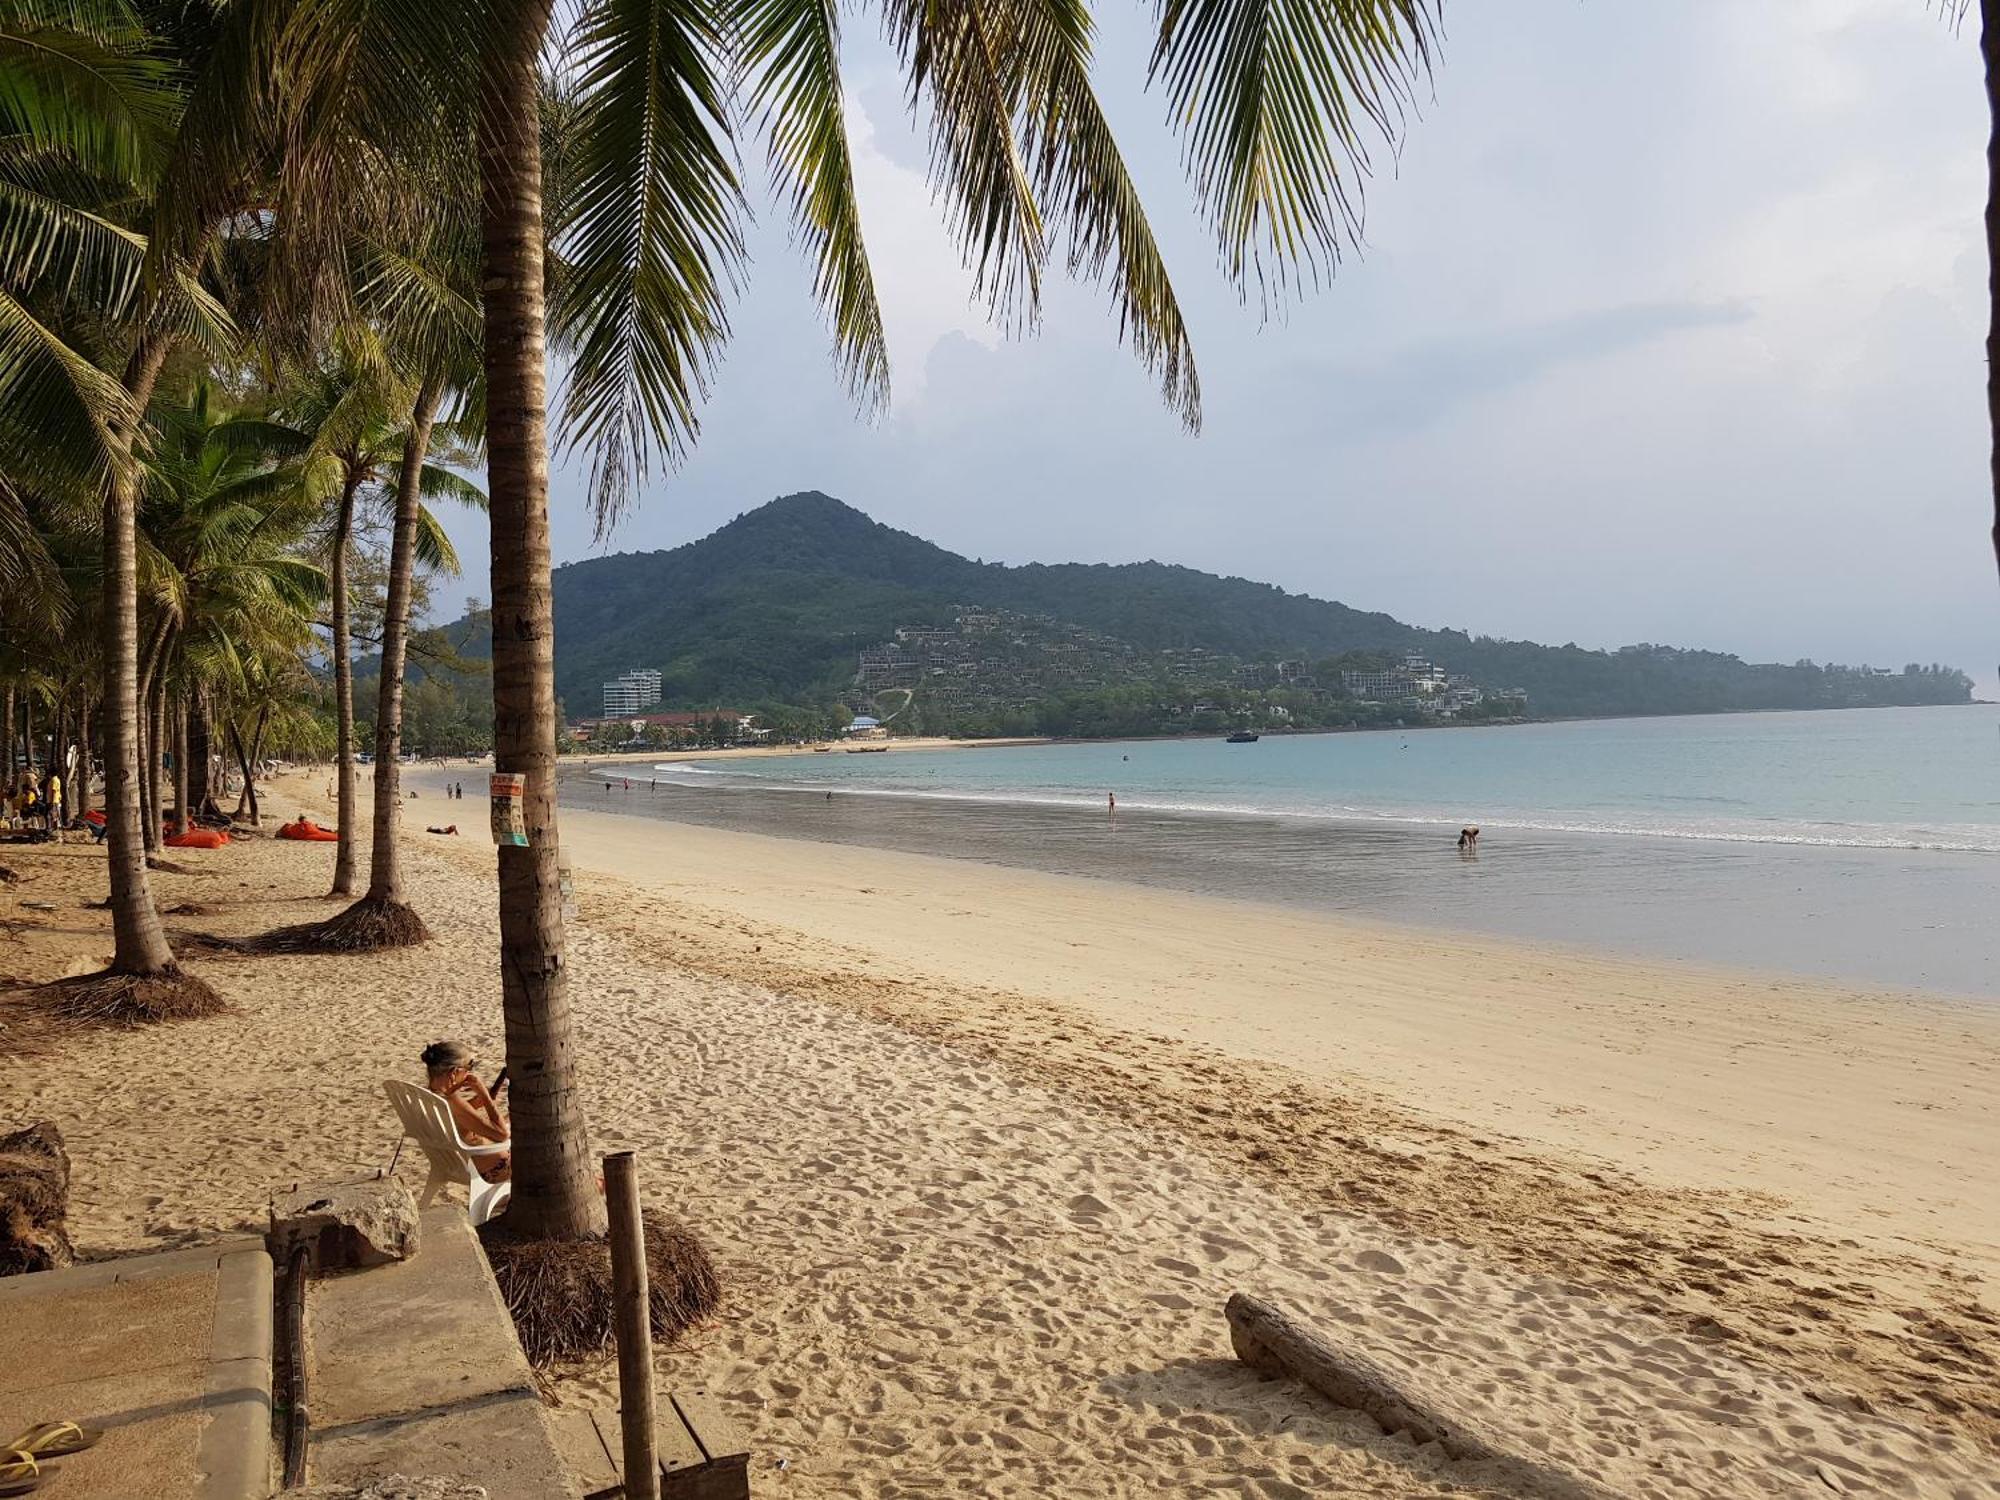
[432,0,2000,692]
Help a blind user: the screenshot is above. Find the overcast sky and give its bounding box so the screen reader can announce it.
[433,0,1999,692]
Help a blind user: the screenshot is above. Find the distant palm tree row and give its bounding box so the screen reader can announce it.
[2,0,1442,1259]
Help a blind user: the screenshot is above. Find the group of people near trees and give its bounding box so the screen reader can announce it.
[6,769,66,840]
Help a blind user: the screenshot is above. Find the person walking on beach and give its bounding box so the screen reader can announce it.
[43,768,63,842]
[1108,791,1116,817]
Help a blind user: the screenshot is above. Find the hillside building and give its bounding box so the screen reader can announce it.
[602,668,662,716]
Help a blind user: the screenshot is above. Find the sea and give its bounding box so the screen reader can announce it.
[562,706,2000,999]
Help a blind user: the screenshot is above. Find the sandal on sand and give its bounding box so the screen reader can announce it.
[8,1422,100,1459]
[0,1449,43,1496]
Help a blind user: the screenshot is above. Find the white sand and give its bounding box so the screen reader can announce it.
[2,773,1996,1497]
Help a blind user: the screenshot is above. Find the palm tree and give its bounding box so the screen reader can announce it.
[1980,0,2000,580]
[241,340,485,947]
[181,0,1443,1250]
[1,0,238,1013]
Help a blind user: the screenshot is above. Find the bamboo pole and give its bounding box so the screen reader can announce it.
[604,1151,659,1500]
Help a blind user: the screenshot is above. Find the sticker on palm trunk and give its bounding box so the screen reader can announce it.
[490,772,528,846]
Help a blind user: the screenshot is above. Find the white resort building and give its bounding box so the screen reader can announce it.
[602,668,663,716]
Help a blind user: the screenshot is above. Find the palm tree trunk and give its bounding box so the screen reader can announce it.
[479,0,604,1240]
[188,690,220,822]
[173,700,189,836]
[146,653,169,854]
[364,378,443,907]
[102,335,177,971]
[22,694,32,779]
[1986,0,2000,580]
[3,684,13,787]
[329,471,362,896]
[247,706,268,827]
[75,696,92,819]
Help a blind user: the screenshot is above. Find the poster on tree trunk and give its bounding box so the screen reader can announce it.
[489,772,528,846]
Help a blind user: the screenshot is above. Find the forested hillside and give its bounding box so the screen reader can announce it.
[421,491,1972,722]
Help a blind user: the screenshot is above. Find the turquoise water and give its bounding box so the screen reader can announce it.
[567,706,2000,996]
[644,706,2000,851]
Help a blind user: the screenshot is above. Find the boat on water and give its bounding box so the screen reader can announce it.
[812,746,831,752]
[1224,731,1260,743]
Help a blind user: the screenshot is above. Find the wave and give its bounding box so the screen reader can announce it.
[583,765,2000,854]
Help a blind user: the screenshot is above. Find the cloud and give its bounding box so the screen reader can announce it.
[1266,299,1756,439]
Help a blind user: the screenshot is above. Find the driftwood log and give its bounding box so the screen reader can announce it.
[0,1120,74,1274]
[1225,1292,1622,1500]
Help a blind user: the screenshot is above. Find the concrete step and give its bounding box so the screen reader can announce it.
[0,1238,273,1500]
[305,1205,580,1500]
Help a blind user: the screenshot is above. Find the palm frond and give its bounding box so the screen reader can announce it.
[0,173,145,312]
[0,284,132,489]
[734,0,887,410]
[417,461,486,510]
[411,501,459,572]
[878,0,1045,328]
[1147,0,1438,300]
[0,0,177,185]
[553,0,746,533]
[1012,0,1199,427]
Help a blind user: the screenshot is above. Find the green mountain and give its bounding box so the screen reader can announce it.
[426,490,1972,722]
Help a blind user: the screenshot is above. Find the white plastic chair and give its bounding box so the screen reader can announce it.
[383,1080,513,1226]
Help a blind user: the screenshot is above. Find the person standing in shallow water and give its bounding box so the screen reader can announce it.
[1458,826,1480,851]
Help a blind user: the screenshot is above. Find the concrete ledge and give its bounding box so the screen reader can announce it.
[307,1207,577,1499]
[0,1236,263,1303]
[0,1240,274,1500]
[196,1354,274,1500]
[315,1392,582,1500]
[213,1248,274,1363]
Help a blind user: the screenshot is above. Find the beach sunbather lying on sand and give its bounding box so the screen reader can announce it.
[421,1040,510,1182]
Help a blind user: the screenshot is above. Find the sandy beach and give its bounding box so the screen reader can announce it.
[2,771,1996,1497]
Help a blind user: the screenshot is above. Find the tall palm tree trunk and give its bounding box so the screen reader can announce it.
[188,691,220,822]
[1986,0,2000,581]
[367,380,442,907]
[329,472,362,896]
[479,0,604,1240]
[3,684,13,787]
[102,336,179,973]
[173,700,189,835]
[144,672,165,854]
[75,697,91,819]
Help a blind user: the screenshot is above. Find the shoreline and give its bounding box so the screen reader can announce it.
[517,790,2000,1267]
[4,771,1996,1492]
[542,758,2000,998]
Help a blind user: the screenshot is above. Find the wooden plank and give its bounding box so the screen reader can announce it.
[669,1388,749,1465]
[586,1405,710,1498]
[547,1408,621,1500]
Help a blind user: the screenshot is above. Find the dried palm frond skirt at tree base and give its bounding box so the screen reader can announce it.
[244,897,432,954]
[0,1120,74,1274]
[481,1210,721,1365]
[28,967,225,1028]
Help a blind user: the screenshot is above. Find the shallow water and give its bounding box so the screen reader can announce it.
[562,706,2000,998]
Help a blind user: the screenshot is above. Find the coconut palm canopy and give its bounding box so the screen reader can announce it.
[146,0,1440,517]
[3,0,1448,1247]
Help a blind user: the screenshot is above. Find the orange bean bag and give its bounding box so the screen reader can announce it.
[165,828,230,849]
[276,819,339,842]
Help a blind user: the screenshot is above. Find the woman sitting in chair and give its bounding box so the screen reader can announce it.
[420,1040,510,1183]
